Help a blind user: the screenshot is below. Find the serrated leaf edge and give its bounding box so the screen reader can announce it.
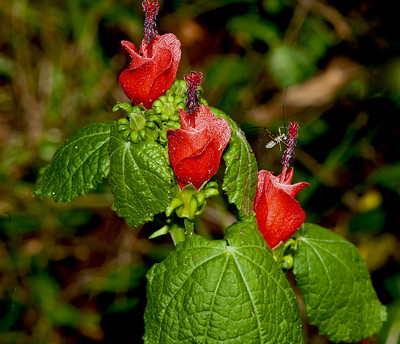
[34,123,112,202]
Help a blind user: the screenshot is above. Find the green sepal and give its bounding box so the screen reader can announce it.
[166,79,187,97]
[144,217,303,344]
[272,238,296,271]
[149,225,169,239]
[108,122,174,227]
[33,122,113,202]
[166,198,184,217]
[293,223,387,343]
[210,107,258,215]
[128,112,146,131]
[113,102,134,113]
[167,181,219,220]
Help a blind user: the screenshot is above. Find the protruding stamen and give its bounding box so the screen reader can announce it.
[143,0,159,44]
[184,71,203,127]
[185,71,203,114]
[280,121,300,182]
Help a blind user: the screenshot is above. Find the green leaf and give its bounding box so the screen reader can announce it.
[210,107,258,216]
[34,122,112,202]
[293,223,386,343]
[109,122,174,227]
[144,217,303,344]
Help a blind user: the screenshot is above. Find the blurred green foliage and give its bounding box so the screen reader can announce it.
[1,0,400,343]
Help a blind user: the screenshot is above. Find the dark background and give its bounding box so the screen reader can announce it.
[1,0,399,343]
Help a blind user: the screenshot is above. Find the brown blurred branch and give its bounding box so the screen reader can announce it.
[248,56,364,124]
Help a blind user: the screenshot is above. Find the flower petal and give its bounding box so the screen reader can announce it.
[258,179,306,249]
[118,34,181,109]
[167,106,231,190]
[167,126,210,167]
[254,169,308,249]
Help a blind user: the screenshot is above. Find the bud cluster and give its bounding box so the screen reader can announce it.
[166,181,219,220]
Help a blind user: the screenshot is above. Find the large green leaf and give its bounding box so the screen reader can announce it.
[293,223,386,343]
[34,122,112,202]
[144,218,303,344]
[210,107,258,216]
[108,122,174,228]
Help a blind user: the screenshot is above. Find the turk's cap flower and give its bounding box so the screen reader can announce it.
[118,0,181,109]
[118,34,181,109]
[254,168,309,249]
[167,105,231,190]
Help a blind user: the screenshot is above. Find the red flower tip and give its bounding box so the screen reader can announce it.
[280,120,300,172]
[184,71,203,115]
[254,168,309,249]
[167,105,231,190]
[142,0,159,44]
[287,120,300,139]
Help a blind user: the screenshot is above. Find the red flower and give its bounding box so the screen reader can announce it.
[118,35,181,109]
[254,168,309,249]
[167,105,231,190]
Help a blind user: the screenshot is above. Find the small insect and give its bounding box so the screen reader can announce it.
[245,88,296,152]
[264,126,288,151]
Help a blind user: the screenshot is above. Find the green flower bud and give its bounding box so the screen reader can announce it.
[123,129,132,141]
[152,99,162,108]
[170,114,180,122]
[117,118,130,127]
[147,115,162,128]
[118,125,129,132]
[146,121,156,130]
[175,80,187,97]
[205,181,219,190]
[166,79,187,97]
[159,95,168,104]
[281,255,294,270]
[174,97,184,106]
[158,131,168,145]
[139,128,147,141]
[160,114,169,122]
[130,131,140,143]
[203,188,219,199]
[113,102,133,113]
[166,121,180,129]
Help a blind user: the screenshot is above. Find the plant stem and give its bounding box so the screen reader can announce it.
[184,218,195,237]
[169,224,186,245]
